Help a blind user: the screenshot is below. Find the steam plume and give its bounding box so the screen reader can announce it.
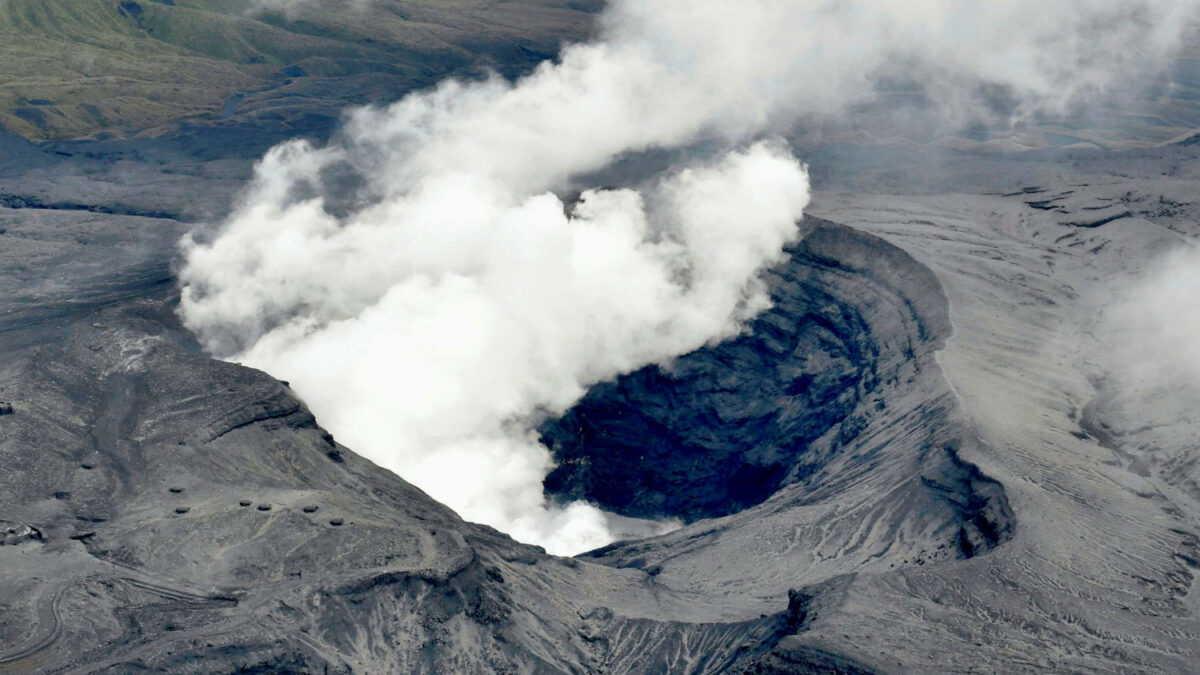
[1107,243,1200,389]
[248,0,369,17]
[181,0,1197,554]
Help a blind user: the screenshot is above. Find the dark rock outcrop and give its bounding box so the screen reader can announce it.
[1,524,42,546]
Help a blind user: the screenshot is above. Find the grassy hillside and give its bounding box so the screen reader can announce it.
[0,0,599,140]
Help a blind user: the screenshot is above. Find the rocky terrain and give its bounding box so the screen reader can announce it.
[2,3,1200,674]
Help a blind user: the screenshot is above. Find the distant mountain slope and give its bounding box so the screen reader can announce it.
[0,0,599,140]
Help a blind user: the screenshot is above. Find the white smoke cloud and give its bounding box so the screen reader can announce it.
[1107,243,1200,389]
[180,0,1197,555]
[183,141,806,554]
[247,0,370,19]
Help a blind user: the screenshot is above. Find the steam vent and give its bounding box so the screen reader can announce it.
[2,1,1200,672]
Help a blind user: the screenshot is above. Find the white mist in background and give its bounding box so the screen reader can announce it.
[248,0,370,18]
[1108,244,1200,389]
[181,0,1199,554]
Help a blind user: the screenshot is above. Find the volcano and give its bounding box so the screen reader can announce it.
[2,2,1200,673]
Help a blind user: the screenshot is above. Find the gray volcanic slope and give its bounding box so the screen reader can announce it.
[6,138,1200,672]
[3,13,1200,675]
[0,195,929,672]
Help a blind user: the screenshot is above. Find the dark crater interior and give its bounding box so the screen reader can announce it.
[540,217,953,522]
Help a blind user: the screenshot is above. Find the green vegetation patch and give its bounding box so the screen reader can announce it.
[0,0,596,140]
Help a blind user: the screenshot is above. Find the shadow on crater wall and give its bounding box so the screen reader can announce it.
[540,217,968,523]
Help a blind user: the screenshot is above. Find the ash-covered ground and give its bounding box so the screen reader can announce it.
[2,2,1200,674]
